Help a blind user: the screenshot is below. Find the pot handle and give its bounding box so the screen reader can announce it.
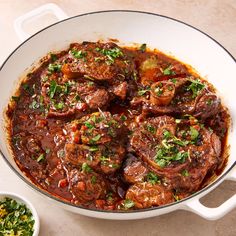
[14,3,68,42]
[184,167,236,220]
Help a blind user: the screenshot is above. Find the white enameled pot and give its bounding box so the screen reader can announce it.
[0,3,235,220]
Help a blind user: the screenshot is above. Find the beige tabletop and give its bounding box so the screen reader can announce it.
[0,0,236,235]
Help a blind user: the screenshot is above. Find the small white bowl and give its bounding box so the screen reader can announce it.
[0,192,40,236]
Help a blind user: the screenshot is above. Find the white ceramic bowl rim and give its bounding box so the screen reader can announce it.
[1,10,236,214]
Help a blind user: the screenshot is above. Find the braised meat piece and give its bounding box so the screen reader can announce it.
[62,42,135,82]
[109,81,128,100]
[68,168,107,203]
[64,143,101,167]
[123,155,148,184]
[76,81,110,110]
[40,78,110,118]
[62,111,127,174]
[126,182,174,209]
[79,111,127,145]
[129,115,222,193]
[64,143,125,174]
[132,77,220,121]
[11,132,48,181]
[194,92,220,120]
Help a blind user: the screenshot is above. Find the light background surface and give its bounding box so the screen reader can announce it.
[0,0,235,235]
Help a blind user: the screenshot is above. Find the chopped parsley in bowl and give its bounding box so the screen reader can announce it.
[0,193,39,236]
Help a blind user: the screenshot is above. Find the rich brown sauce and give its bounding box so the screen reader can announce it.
[6,42,230,210]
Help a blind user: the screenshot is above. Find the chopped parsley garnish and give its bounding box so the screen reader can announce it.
[90,134,101,143]
[132,71,138,81]
[89,146,98,152]
[54,101,64,110]
[181,169,189,177]
[22,83,34,95]
[138,88,150,96]
[84,75,94,81]
[94,57,102,62]
[206,99,213,105]
[57,149,65,158]
[45,148,51,154]
[41,76,48,82]
[88,81,94,86]
[29,99,40,109]
[49,80,70,99]
[107,128,116,137]
[146,172,160,184]
[106,192,114,202]
[171,138,189,147]
[154,130,190,168]
[121,115,127,121]
[163,65,175,75]
[171,78,177,84]
[163,130,171,139]
[50,53,57,62]
[155,158,167,168]
[123,199,135,209]
[96,47,123,65]
[11,96,19,102]
[139,43,147,52]
[146,124,156,134]
[90,115,97,123]
[154,87,163,96]
[190,126,199,141]
[100,156,110,163]
[187,79,205,98]
[155,149,189,168]
[71,49,87,59]
[84,121,94,129]
[175,119,181,124]
[81,163,92,173]
[173,194,180,201]
[91,175,97,184]
[0,197,35,235]
[48,63,62,73]
[49,80,58,99]
[36,153,45,162]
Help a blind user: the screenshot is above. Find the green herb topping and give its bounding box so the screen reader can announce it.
[181,169,189,177]
[187,79,205,98]
[70,49,87,59]
[139,43,147,52]
[138,87,150,96]
[163,65,175,75]
[81,163,92,173]
[96,47,123,65]
[11,96,20,102]
[146,172,160,184]
[36,153,45,162]
[146,124,156,134]
[123,199,135,209]
[0,197,35,236]
[90,134,101,143]
[48,63,62,73]
[154,130,190,168]
[91,175,97,184]
[190,126,199,141]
